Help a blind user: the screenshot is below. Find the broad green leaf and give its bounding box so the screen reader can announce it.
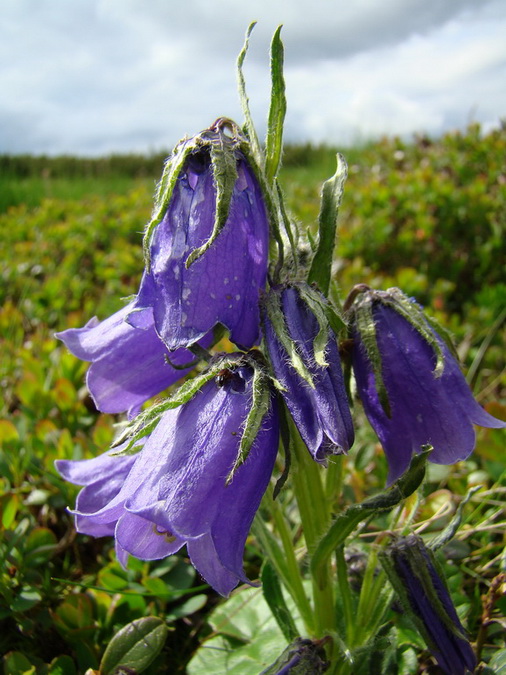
[48,655,77,675]
[187,586,300,675]
[100,616,168,675]
[10,587,42,613]
[2,651,36,675]
[166,594,208,622]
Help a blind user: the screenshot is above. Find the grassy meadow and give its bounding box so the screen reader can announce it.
[1,124,505,674]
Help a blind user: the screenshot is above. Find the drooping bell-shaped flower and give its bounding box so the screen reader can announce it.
[263,283,354,461]
[380,534,476,675]
[350,287,505,483]
[55,291,211,417]
[137,118,270,351]
[56,354,279,596]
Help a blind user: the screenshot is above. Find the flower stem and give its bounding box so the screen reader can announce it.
[289,423,337,641]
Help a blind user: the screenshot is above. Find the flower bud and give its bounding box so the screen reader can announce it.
[379,534,476,675]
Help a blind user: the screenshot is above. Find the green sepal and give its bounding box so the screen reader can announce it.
[185,124,239,268]
[310,449,430,588]
[261,560,299,642]
[263,288,315,387]
[143,137,197,270]
[308,153,348,296]
[353,294,391,417]
[236,22,263,167]
[264,26,286,185]
[111,353,243,454]
[297,283,346,366]
[226,356,272,483]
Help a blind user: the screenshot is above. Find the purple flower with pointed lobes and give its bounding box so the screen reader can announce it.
[350,287,506,484]
[263,283,354,462]
[380,534,476,675]
[138,119,269,352]
[56,354,279,596]
[56,293,212,418]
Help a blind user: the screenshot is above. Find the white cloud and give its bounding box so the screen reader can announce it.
[0,0,504,154]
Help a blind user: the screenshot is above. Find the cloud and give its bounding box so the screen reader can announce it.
[0,0,505,154]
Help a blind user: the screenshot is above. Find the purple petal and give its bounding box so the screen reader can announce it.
[57,301,206,415]
[187,534,244,597]
[115,512,185,560]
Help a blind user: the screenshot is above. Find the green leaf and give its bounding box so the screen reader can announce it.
[100,617,168,675]
[236,22,263,167]
[2,651,36,675]
[488,647,506,673]
[166,594,208,622]
[187,586,301,674]
[10,587,42,613]
[261,561,298,641]
[308,153,348,296]
[48,655,77,675]
[265,26,286,185]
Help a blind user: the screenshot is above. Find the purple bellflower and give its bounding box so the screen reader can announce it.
[263,284,354,461]
[55,296,211,418]
[350,287,506,484]
[380,534,476,675]
[56,357,279,596]
[137,119,270,351]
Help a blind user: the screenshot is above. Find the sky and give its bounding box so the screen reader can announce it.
[1,0,505,156]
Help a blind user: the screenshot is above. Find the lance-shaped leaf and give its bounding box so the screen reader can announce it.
[308,153,348,296]
[236,22,263,166]
[265,25,286,185]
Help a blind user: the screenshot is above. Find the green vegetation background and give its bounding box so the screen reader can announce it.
[1,124,505,674]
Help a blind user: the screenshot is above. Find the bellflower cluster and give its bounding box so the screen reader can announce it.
[380,534,477,675]
[348,287,506,484]
[56,120,278,596]
[53,28,506,672]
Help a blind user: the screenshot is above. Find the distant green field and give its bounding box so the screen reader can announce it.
[1,125,505,673]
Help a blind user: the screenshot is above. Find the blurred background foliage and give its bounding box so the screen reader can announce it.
[1,123,505,673]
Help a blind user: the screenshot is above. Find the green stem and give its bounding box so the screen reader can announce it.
[335,545,355,644]
[289,424,336,643]
[326,454,344,507]
[268,487,315,634]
